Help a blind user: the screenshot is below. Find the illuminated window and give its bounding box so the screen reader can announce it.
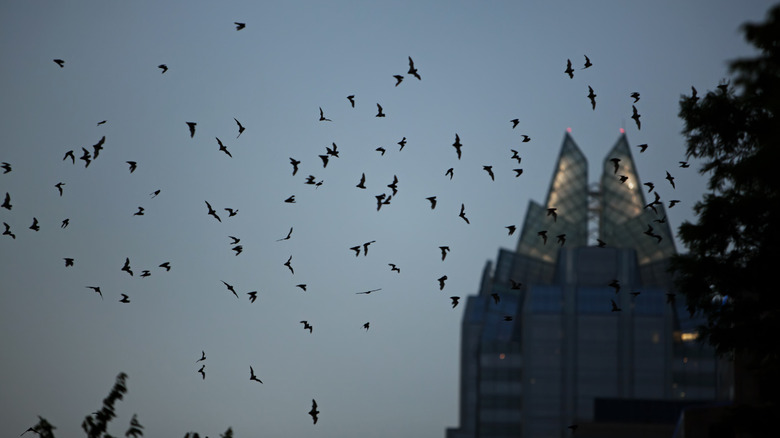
[651,332,660,344]
[681,332,699,342]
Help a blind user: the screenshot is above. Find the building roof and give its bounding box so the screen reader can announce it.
[515,132,676,266]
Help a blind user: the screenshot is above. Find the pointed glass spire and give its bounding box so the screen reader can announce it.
[516,132,588,262]
[599,134,675,264]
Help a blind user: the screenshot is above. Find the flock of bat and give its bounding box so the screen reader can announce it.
[549,55,693,320]
[4,22,705,435]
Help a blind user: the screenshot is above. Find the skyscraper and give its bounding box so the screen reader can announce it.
[446,133,724,438]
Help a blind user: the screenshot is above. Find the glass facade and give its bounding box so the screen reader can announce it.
[599,135,676,265]
[446,133,722,438]
[516,133,588,264]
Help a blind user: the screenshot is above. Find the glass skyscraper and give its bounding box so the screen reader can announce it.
[446,133,724,438]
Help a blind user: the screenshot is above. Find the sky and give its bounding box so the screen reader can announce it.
[0,1,774,437]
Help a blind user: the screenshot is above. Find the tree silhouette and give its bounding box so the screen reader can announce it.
[26,373,233,438]
[670,3,780,433]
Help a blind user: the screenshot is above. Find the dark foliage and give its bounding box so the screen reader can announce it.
[28,373,233,438]
[673,3,780,361]
[671,3,780,434]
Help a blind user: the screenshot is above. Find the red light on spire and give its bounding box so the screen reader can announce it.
[620,128,625,134]
[566,127,572,133]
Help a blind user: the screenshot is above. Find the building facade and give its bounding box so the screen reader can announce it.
[446,133,726,438]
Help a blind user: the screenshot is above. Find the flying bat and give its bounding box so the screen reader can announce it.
[362,240,375,256]
[55,182,65,197]
[452,134,462,159]
[86,286,103,300]
[438,275,448,290]
[407,56,421,79]
[249,366,263,383]
[309,399,320,424]
[387,175,398,196]
[565,59,574,78]
[284,255,294,274]
[610,158,620,174]
[587,85,596,110]
[216,137,232,157]
[666,171,676,189]
[234,118,245,137]
[459,203,470,224]
[121,257,133,276]
[277,227,293,241]
[205,201,222,222]
[289,157,300,175]
[631,105,641,130]
[483,165,494,181]
[222,280,239,298]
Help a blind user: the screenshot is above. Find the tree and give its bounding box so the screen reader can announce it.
[25,372,233,438]
[671,3,780,434]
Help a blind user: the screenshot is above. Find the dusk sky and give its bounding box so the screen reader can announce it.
[0,1,774,437]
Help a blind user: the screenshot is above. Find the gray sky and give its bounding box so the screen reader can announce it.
[0,1,773,437]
